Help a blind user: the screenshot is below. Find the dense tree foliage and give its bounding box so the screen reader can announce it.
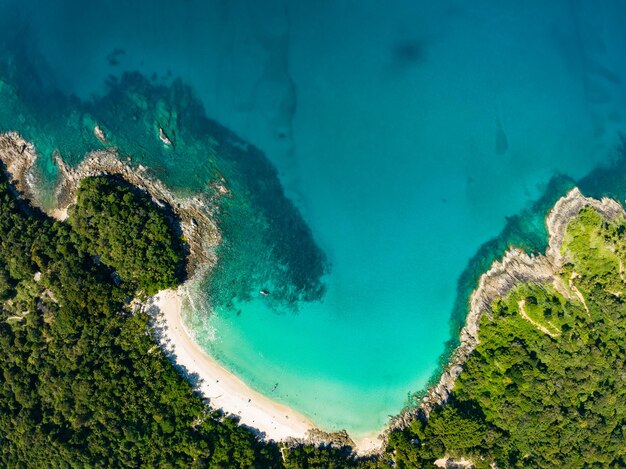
[0,171,286,467]
[69,176,184,295]
[388,206,626,467]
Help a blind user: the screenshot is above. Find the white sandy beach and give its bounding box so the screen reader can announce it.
[153,289,384,454]
[154,289,315,441]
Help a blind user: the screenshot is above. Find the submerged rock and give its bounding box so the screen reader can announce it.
[158,126,173,146]
[495,117,508,155]
[94,124,108,143]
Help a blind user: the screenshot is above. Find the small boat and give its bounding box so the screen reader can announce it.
[259,289,270,296]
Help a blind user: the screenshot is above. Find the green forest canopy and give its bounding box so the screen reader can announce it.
[68,176,184,295]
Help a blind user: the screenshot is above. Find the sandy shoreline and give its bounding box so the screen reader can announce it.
[153,289,315,442]
[153,289,384,454]
[0,132,383,454]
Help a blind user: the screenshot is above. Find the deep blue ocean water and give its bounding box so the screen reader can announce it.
[2,0,626,437]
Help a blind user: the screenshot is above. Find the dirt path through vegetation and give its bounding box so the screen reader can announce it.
[518,299,560,338]
[569,272,590,318]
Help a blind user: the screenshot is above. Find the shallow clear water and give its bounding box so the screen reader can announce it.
[2,0,626,437]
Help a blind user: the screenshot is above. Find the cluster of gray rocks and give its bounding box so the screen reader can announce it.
[0,131,222,278]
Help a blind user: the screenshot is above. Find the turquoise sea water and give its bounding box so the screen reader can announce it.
[2,1,626,438]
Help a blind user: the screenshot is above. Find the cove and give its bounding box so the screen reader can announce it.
[2,0,626,439]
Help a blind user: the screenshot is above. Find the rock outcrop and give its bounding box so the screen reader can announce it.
[299,429,355,449]
[0,132,221,277]
[0,132,39,201]
[545,188,624,263]
[388,187,626,435]
[93,124,108,143]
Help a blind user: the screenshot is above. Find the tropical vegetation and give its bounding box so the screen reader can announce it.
[69,176,184,295]
[388,206,626,467]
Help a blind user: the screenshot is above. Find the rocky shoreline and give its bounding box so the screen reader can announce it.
[0,132,40,202]
[388,188,625,434]
[0,132,220,277]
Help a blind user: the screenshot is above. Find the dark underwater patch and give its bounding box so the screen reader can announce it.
[0,31,328,314]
